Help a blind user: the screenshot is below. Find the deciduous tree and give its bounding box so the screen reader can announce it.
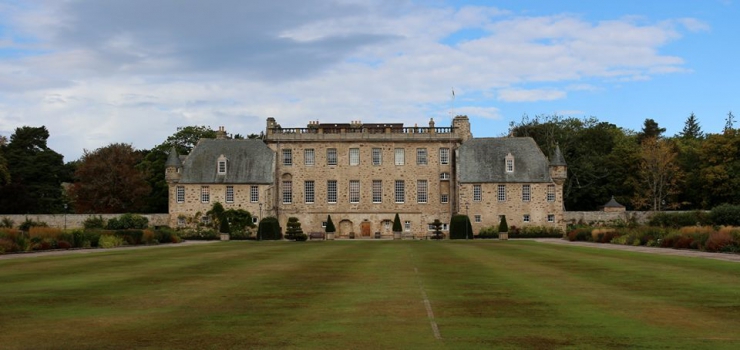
[633,137,682,210]
[69,143,151,213]
[699,130,740,207]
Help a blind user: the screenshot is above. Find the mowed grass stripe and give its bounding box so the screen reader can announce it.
[1,241,739,349]
[417,241,740,349]
[0,242,354,349]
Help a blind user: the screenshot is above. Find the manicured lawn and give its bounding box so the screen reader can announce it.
[1,241,739,349]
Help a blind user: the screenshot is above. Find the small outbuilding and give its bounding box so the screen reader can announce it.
[600,196,626,212]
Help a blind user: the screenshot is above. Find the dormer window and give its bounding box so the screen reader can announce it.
[505,153,515,173]
[217,155,228,175]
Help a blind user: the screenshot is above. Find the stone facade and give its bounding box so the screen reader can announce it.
[166,116,567,237]
[167,184,274,228]
[459,182,564,233]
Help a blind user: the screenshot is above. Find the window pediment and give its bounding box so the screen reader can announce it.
[217,154,228,175]
[505,153,515,173]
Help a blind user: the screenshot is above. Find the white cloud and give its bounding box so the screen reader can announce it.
[498,89,567,102]
[0,1,703,160]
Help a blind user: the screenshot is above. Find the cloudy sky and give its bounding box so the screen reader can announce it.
[0,0,737,161]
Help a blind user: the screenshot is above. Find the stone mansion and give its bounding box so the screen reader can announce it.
[165,116,567,238]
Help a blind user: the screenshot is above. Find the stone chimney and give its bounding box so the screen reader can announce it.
[452,115,472,141]
[216,126,227,139]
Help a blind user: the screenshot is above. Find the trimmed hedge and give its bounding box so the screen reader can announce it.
[449,215,473,240]
[258,217,282,240]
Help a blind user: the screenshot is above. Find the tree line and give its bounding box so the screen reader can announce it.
[0,125,260,214]
[0,113,736,214]
[511,112,738,211]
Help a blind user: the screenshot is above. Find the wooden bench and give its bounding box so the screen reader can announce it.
[309,232,325,240]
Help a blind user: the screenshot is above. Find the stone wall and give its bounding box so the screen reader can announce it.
[564,211,658,225]
[0,214,171,230]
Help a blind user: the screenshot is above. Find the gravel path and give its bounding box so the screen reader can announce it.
[532,238,740,263]
[0,240,220,261]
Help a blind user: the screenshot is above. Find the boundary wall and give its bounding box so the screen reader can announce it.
[0,211,698,230]
[0,214,170,230]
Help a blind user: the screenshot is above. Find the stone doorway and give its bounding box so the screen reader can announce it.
[339,220,353,237]
[361,221,371,237]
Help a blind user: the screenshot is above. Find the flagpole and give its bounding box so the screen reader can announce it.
[450,87,455,118]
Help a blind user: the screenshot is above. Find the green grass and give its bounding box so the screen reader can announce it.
[1,241,739,349]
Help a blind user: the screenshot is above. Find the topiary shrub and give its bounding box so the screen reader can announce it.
[498,215,509,233]
[392,213,402,233]
[449,215,473,240]
[219,218,231,234]
[257,217,282,240]
[325,215,336,234]
[285,217,304,241]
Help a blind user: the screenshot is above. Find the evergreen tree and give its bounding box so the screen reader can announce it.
[725,111,735,133]
[0,126,67,213]
[637,118,666,144]
[679,113,703,139]
[0,136,9,186]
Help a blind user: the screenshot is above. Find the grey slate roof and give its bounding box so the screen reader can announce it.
[179,139,274,184]
[550,144,567,166]
[458,137,552,183]
[165,147,182,168]
[603,196,625,208]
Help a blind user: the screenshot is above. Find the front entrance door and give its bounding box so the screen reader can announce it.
[361,222,371,237]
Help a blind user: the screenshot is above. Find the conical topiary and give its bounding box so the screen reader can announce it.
[325,215,336,233]
[392,213,402,232]
[499,215,509,233]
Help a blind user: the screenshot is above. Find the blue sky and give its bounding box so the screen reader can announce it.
[0,0,737,161]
